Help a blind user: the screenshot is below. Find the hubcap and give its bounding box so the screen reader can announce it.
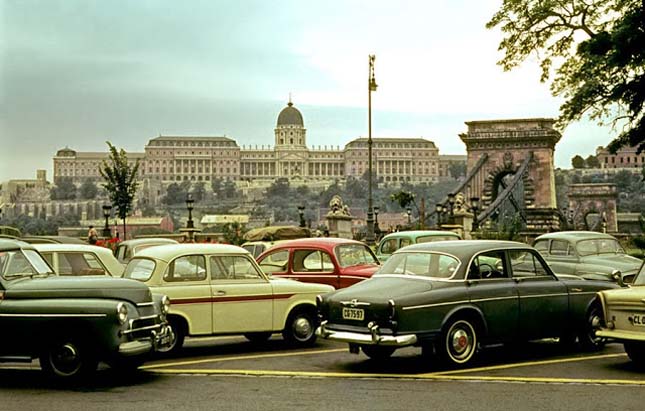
[51,343,81,375]
[451,330,470,355]
[293,316,313,340]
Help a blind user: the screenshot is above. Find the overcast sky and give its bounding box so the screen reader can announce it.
[1,0,614,181]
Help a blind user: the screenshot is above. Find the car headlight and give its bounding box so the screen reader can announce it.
[161,295,171,315]
[116,302,128,325]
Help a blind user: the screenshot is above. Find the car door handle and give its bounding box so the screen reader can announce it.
[215,290,226,296]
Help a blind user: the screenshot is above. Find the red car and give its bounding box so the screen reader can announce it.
[256,238,380,289]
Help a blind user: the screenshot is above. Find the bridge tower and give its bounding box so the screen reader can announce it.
[456,118,562,232]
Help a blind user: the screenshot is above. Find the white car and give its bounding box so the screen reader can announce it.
[122,243,334,353]
[597,260,645,367]
[34,243,125,277]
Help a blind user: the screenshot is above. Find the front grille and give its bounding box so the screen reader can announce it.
[126,315,163,340]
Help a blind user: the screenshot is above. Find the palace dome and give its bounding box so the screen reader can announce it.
[277,102,304,127]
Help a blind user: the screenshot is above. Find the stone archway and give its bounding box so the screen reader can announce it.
[458,118,561,231]
[567,183,617,232]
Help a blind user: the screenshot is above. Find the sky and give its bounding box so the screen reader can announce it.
[0,0,617,181]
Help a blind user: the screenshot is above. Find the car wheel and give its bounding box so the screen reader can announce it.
[361,345,396,360]
[156,317,186,355]
[624,342,645,367]
[244,332,272,344]
[40,337,98,379]
[579,304,606,351]
[282,309,316,347]
[439,318,478,367]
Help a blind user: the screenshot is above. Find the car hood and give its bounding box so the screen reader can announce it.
[582,254,642,273]
[4,276,153,305]
[600,285,645,305]
[327,276,432,302]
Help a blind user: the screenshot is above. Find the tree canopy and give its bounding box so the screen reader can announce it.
[487,0,644,153]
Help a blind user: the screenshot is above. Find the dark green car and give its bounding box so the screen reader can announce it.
[317,240,618,367]
[0,239,172,378]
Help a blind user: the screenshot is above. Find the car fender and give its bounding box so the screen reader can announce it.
[440,304,489,336]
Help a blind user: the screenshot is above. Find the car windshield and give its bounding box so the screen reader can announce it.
[633,262,645,286]
[0,249,54,279]
[377,252,460,279]
[335,244,379,267]
[576,239,625,256]
[123,258,156,282]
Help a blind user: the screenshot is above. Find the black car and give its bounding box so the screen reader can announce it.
[316,240,618,367]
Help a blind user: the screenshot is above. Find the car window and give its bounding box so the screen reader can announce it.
[210,255,263,280]
[400,238,411,247]
[164,255,207,282]
[550,240,570,256]
[379,238,398,254]
[124,258,156,281]
[293,249,334,272]
[378,252,459,279]
[258,249,289,274]
[468,251,508,280]
[509,250,550,278]
[633,262,645,286]
[533,240,548,255]
[55,252,105,276]
[336,244,378,267]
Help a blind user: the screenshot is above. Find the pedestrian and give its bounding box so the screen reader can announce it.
[87,225,98,245]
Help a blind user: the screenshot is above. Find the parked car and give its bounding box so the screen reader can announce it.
[0,239,172,379]
[597,260,645,366]
[256,238,381,289]
[316,240,618,367]
[533,231,642,283]
[34,243,125,277]
[114,238,179,264]
[242,240,289,259]
[375,230,461,262]
[122,243,334,353]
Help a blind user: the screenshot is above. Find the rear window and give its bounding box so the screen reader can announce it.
[124,258,156,282]
[335,244,379,267]
[378,252,459,279]
[416,235,459,243]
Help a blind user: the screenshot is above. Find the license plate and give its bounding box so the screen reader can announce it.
[342,307,364,321]
[631,313,645,327]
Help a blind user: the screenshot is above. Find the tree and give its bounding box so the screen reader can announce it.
[99,142,140,239]
[448,162,467,179]
[79,179,98,200]
[487,0,645,153]
[571,155,585,169]
[50,177,77,200]
[585,155,601,168]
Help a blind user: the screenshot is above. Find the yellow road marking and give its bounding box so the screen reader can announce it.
[434,353,628,375]
[141,348,346,370]
[146,368,645,386]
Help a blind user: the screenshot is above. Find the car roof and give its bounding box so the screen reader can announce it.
[267,238,366,248]
[21,236,86,244]
[397,240,532,259]
[379,230,461,240]
[133,243,250,260]
[32,243,114,254]
[534,231,617,243]
[0,238,36,252]
[118,238,180,246]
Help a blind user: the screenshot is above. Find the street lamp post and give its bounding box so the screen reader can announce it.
[185,193,195,242]
[365,54,378,246]
[297,205,306,228]
[102,204,112,238]
[373,206,380,240]
[406,206,412,226]
[470,197,480,233]
[447,193,455,224]
[435,204,443,228]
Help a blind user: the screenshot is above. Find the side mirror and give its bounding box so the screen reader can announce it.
[611,270,624,287]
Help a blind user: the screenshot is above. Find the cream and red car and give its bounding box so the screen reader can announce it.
[597,260,645,366]
[122,243,334,353]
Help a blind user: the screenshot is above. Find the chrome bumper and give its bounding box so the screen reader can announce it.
[118,324,174,356]
[597,328,645,342]
[316,321,417,347]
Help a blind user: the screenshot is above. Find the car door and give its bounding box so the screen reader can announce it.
[509,249,568,340]
[162,254,213,335]
[465,250,519,342]
[291,248,339,288]
[209,255,273,333]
